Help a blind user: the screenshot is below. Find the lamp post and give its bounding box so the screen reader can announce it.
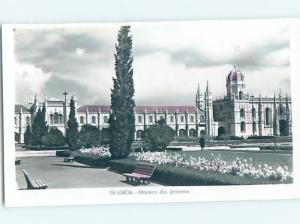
[62,91,68,135]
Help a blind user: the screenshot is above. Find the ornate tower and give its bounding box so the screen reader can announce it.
[258,94,263,136]
[204,81,213,137]
[285,94,290,136]
[195,83,204,111]
[273,94,279,136]
[226,65,246,100]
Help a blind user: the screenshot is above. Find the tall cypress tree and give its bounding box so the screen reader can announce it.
[24,125,32,146]
[31,108,48,147]
[109,26,135,159]
[66,97,79,150]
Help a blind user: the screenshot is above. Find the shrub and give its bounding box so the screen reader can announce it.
[56,150,71,157]
[143,118,175,151]
[78,124,101,148]
[247,135,275,140]
[42,127,65,147]
[199,136,205,149]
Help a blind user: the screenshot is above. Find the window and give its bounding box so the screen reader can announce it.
[92,116,96,124]
[15,117,17,125]
[170,116,174,123]
[80,116,84,124]
[160,115,164,121]
[265,108,272,125]
[53,113,59,124]
[104,116,108,123]
[190,116,194,123]
[241,121,246,132]
[239,91,244,100]
[138,115,142,123]
[240,108,245,118]
[149,116,153,123]
[180,116,184,122]
[252,108,256,118]
[50,114,54,124]
[26,116,30,125]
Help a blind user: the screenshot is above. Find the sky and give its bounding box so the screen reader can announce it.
[13,19,291,106]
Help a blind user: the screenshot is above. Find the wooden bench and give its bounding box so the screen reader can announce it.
[64,155,75,162]
[123,163,155,185]
[22,169,48,190]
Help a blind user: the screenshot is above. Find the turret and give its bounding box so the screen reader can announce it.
[226,65,246,100]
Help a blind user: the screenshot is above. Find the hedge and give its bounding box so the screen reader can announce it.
[109,159,292,186]
[25,145,70,151]
[73,153,110,168]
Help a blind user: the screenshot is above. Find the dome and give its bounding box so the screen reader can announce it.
[227,65,245,82]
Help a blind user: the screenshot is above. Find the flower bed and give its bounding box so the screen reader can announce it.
[132,151,292,182]
[74,147,111,167]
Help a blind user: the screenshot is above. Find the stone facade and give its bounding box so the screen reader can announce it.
[14,66,292,143]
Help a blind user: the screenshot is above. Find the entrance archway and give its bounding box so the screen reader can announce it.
[136,130,144,139]
[200,130,205,137]
[218,127,226,137]
[189,129,197,137]
[279,119,289,136]
[179,129,186,137]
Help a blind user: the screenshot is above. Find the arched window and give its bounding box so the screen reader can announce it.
[190,115,194,122]
[160,115,164,121]
[136,130,143,139]
[14,117,17,125]
[241,121,246,132]
[80,116,84,124]
[170,116,174,123]
[240,108,245,118]
[138,115,142,123]
[53,113,59,124]
[149,116,153,123]
[239,91,244,100]
[59,114,63,123]
[265,108,272,125]
[92,116,96,124]
[26,116,30,125]
[103,116,108,123]
[50,114,54,124]
[252,108,256,118]
[189,129,197,137]
[180,116,184,122]
[179,129,185,137]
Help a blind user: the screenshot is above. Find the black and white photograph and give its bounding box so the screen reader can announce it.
[2,19,300,206]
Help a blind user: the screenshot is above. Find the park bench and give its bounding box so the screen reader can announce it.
[64,155,75,162]
[22,169,48,190]
[123,163,155,185]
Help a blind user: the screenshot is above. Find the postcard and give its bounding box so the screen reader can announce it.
[2,18,300,207]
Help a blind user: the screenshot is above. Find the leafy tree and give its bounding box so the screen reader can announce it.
[101,128,110,145]
[31,108,48,146]
[143,118,175,151]
[109,26,135,159]
[78,124,101,148]
[24,125,32,145]
[42,127,65,147]
[66,97,79,150]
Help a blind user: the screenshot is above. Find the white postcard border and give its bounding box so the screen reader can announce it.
[2,19,300,207]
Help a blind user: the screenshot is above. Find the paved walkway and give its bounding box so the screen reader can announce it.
[16,156,160,189]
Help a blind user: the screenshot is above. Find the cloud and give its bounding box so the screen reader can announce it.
[13,20,291,105]
[15,63,53,104]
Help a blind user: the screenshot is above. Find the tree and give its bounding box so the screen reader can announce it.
[109,26,135,159]
[24,125,32,145]
[78,124,101,148]
[42,127,65,147]
[199,136,206,150]
[66,97,79,150]
[31,108,48,146]
[143,118,175,151]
